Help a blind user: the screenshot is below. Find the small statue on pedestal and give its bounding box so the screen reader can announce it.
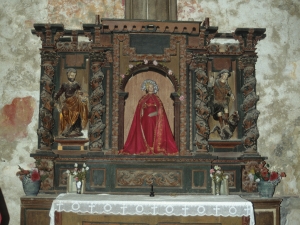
[55,68,88,137]
[208,69,239,139]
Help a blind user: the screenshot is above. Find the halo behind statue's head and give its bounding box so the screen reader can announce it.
[141,79,159,93]
[66,68,77,76]
[217,69,231,78]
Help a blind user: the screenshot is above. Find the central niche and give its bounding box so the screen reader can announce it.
[124,71,176,142]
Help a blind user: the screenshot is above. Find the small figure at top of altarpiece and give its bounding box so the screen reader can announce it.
[208,69,239,139]
[54,68,88,137]
[119,79,178,155]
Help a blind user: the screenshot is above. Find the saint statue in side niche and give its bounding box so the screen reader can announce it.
[54,68,88,137]
[119,79,178,155]
[208,69,239,140]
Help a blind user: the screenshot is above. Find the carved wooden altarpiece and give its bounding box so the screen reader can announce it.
[31,17,266,195]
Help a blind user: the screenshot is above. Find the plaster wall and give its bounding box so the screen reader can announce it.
[0,0,299,224]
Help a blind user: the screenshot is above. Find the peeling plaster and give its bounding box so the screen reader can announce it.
[0,97,35,141]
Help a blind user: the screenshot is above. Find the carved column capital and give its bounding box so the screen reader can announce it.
[233,28,266,52]
[40,51,59,66]
[238,56,257,69]
[189,53,208,71]
[89,50,110,67]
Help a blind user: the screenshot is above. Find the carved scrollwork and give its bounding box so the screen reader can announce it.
[56,42,73,51]
[38,63,56,150]
[232,32,244,50]
[207,44,220,53]
[239,56,260,154]
[88,62,106,150]
[207,43,241,55]
[54,31,64,43]
[116,169,182,187]
[198,29,206,47]
[243,109,260,132]
[193,65,210,153]
[241,92,259,112]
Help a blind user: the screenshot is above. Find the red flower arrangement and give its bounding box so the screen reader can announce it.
[16,165,41,182]
[249,161,286,185]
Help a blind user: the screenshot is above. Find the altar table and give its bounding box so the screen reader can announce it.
[49,194,255,225]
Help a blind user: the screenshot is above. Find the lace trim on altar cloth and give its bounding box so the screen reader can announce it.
[50,194,255,225]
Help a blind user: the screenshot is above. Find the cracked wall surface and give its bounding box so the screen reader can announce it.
[0,0,300,224]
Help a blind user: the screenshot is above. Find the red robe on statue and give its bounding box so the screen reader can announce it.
[120,93,178,155]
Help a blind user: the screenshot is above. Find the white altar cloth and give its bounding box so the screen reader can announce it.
[49,194,255,225]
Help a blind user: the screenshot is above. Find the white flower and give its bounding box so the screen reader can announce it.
[144,59,148,64]
[129,64,133,68]
[66,170,70,174]
[83,163,86,167]
[86,167,89,171]
[179,95,185,101]
[81,168,85,172]
[225,175,229,179]
[168,70,173,75]
[255,178,260,182]
[248,173,254,182]
[153,60,158,65]
[73,171,78,176]
[214,165,220,170]
[74,163,78,168]
[210,174,213,178]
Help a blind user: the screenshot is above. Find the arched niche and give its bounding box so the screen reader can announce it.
[124,71,175,142]
[118,63,180,151]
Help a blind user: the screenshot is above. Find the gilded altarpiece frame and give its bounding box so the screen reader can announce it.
[31,18,266,195]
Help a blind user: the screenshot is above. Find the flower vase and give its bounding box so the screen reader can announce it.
[67,175,76,193]
[22,177,41,196]
[257,181,275,198]
[213,175,223,195]
[76,180,85,194]
[221,178,229,195]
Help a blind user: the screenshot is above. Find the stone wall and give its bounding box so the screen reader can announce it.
[0,0,299,224]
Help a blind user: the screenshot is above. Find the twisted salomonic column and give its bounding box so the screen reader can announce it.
[191,55,210,153]
[88,60,106,151]
[33,24,62,150]
[239,57,260,154]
